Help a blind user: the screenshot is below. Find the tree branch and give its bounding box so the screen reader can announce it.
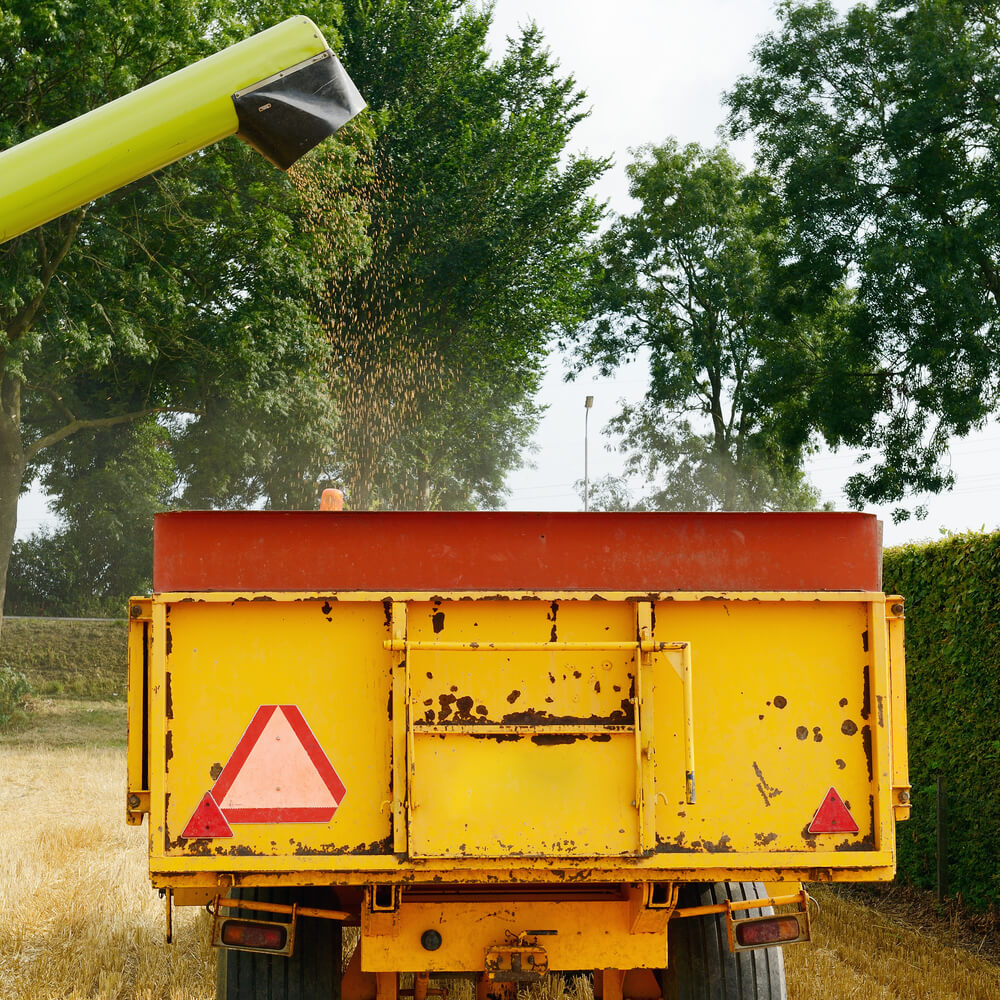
[25,404,204,463]
[6,210,87,341]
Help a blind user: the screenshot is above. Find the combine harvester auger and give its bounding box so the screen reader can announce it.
[0,14,365,243]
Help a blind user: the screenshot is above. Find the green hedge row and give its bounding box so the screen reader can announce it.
[883,531,1000,910]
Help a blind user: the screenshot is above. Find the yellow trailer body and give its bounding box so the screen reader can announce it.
[128,510,909,997]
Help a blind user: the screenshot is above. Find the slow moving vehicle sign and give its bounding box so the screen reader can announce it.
[181,704,346,838]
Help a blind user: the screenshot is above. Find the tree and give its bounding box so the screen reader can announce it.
[309,1,607,508]
[573,140,829,512]
[0,0,370,630]
[5,420,173,617]
[727,0,1000,517]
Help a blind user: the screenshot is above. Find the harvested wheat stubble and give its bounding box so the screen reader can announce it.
[1,747,998,999]
[0,748,213,1000]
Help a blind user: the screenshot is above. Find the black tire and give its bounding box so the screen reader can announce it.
[660,881,787,1000]
[216,886,343,1000]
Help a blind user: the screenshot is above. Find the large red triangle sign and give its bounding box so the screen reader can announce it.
[181,705,347,838]
[808,786,859,834]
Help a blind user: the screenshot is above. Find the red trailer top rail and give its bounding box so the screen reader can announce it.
[153,511,881,593]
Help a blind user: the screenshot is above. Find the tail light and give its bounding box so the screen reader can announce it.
[213,916,294,956]
[728,910,809,952]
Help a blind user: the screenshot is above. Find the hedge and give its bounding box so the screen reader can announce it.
[883,530,1000,910]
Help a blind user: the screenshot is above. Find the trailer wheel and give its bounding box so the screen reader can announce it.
[660,881,787,1000]
[216,887,342,1000]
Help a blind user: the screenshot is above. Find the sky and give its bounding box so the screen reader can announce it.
[13,1,1000,546]
[486,0,1000,548]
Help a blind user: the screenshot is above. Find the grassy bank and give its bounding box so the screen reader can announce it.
[1,617,127,699]
[1,617,127,748]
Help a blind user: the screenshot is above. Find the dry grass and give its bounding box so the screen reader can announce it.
[2,746,999,999]
[0,747,214,1000]
[784,886,1000,1000]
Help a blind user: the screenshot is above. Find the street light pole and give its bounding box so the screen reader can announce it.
[584,395,594,511]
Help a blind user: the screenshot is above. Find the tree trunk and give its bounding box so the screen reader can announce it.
[0,375,26,641]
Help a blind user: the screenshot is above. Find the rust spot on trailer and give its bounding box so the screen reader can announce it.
[210,762,223,780]
[800,824,818,849]
[594,680,601,693]
[795,726,808,741]
[500,706,633,726]
[423,698,433,707]
[702,835,735,853]
[773,695,787,709]
[861,664,871,720]
[573,670,582,679]
[752,762,783,806]
[165,730,173,765]
[455,696,475,720]
[165,625,173,656]
[835,758,846,770]
[547,600,559,642]
[383,599,392,627]
[531,733,581,746]
[755,832,778,847]
[813,726,823,743]
[839,697,848,708]
[590,733,611,742]
[506,690,522,704]
[476,704,488,716]
[842,719,858,736]
[437,693,456,721]
[431,610,445,633]
[654,833,699,854]
[862,725,873,781]
[876,695,884,727]
[834,796,876,852]
[164,672,173,719]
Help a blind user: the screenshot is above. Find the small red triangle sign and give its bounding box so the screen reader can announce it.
[808,786,859,834]
[181,792,233,839]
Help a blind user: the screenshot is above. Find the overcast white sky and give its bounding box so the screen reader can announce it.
[14,1,1000,546]
[488,0,1000,547]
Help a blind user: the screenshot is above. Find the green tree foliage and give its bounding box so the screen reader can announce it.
[883,531,1000,910]
[322,1,607,508]
[0,0,370,627]
[5,420,172,617]
[574,140,829,512]
[727,1,1000,518]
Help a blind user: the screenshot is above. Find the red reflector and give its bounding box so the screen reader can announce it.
[221,919,287,951]
[181,792,233,839]
[736,916,801,947]
[808,786,859,834]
